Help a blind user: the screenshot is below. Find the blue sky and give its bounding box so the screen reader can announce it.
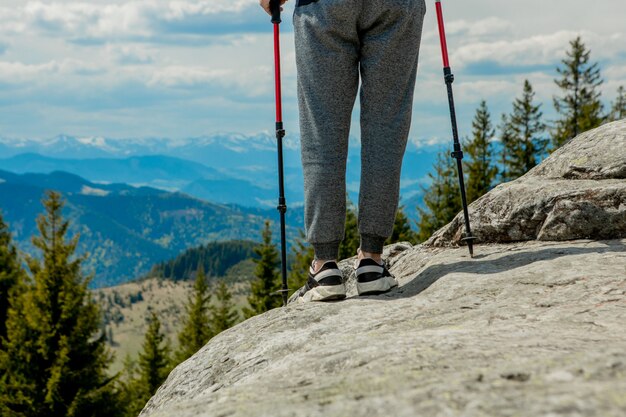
[0,0,624,148]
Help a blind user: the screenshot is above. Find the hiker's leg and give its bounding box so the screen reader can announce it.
[294,1,360,261]
[357,0,426,254]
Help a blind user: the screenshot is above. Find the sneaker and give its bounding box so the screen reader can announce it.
[355,258,398,296]
[294,261,346,302]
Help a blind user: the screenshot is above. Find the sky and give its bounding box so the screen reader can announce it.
[0,0,624,148]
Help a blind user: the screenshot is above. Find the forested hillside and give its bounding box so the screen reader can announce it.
[0,170,295,287]
[148,240,257,281]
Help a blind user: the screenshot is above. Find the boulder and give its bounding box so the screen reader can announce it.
[139,122,626,417]
[427,120,626,247]
[140,239,626,417]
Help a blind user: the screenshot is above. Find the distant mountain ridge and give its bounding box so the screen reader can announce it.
[0,133,436,207]
[1,152,222,184]
[0,153,276,206]
[0,169,301,288]
[0,133,300,160]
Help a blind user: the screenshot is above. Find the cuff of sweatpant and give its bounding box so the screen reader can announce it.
[312,241,341,261]
[360,234,387,255]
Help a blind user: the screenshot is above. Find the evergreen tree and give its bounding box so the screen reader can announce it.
[338,200,360,260]
[553,36,605,148]
[243,221,281,318]
[417,152,461,242]
[498,114,517,183]
[385,206,418,245]
[0,191,121,417]
[118,356,142,417]
[287,229,314,293]
[464,100,498,203]
[176,265,213,362]
[132,312,171,415]
[0,212,24,347]
[210,281,239,334]
[610,85,626,121]
[506,80,548,178]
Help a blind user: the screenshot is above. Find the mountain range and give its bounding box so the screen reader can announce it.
[0,133,437,286]
[0,133,438,208]
[0,169,302,288]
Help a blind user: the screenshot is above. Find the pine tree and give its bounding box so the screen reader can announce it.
[243,221,281,318]
[120,311,173,417]
[553,36,605,148]
[417,152,461,242]
[464,100,498,203]
[118,355,142,417]
[0,191,121,417]
[506,80,548,178]
[176,265,213,362]
[385,206,418,245]
[0,212,25,347]
[287,229,314,293]
[134,312,171,414]
[210,281,239,334]
[610,86,626,121]
[498,114,517,183]
[338,200,360,260]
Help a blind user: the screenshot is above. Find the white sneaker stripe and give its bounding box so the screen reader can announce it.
[356,265,384,275]
[313,268,342,281]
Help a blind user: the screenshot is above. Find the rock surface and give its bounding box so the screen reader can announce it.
[141,239,626,417]
[140,122,626,417]
[427,120,626,247]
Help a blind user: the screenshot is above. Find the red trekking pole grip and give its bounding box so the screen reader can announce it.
[435,0,450,68]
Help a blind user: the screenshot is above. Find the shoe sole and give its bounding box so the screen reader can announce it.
[357,276,398,296]
[298,284,347,303]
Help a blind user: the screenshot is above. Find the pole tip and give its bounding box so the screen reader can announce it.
[462,236,476,258]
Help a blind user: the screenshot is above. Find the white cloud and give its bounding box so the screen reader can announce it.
[0,6,25,34]
[0,59,103,83]
[466,31,623,68]
[0,0,624,141]
[106,45,155,65]
[147,65,229,87]
[446,17,513,38]
[1,1,264,42]
[146,64,272,97]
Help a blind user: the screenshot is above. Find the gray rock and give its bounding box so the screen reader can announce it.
[140,122,626,417]
[530,120,626,180]
[140,239,626,417]
[427,120,626,247]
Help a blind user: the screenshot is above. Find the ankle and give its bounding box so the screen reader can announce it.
[357,248,382,264]
[312,259,336,273]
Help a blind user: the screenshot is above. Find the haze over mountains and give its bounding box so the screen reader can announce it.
[0,133,436,286]
[0,133,437,207]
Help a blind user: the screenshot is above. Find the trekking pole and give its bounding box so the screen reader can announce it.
[435,0,476,257]
[270,0,289,305]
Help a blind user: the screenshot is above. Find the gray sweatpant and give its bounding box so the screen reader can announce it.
[294,0,426,260]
